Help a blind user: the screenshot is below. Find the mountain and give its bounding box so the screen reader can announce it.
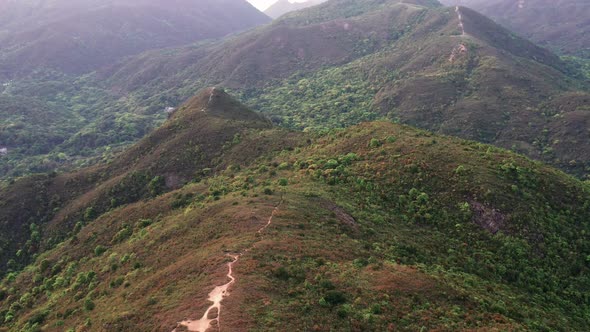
[264,0,328,19]
[440,0,590,57]
[92,0,590,179]
[4,0,588,181]
[0,89,589,331]
[0,0,270,79]
[0,87,281,275]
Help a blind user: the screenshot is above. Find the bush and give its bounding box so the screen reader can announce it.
[278,178,289,186]
[94,245,107,256]
[84,207,97,221]
[110,276,124,288]
[148,176,165,196]
[111,226,132,244]
[368,138,382,148]
[28,310,49,325]
[324,290,347,306]
[84,299,95,311]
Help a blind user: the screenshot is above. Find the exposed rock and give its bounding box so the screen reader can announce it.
[471,201,506,234]
[322,200,357,228]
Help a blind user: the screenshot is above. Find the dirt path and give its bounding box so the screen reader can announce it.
[172,201,282,332]
[201,87,216,112]
[455,6,466,36]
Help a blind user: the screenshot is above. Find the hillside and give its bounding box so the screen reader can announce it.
[0,87,287,274]
[92,0,590,179]
[264,0,328,19]
[441,0,590,57]
[0,0,270,79]
[3,0,588,182]
[0,89,589,331]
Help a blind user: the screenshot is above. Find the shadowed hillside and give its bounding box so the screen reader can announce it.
[0,0,270,79]
[440,0,590,57]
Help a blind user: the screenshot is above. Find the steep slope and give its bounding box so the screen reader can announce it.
[97,0,590,178]
[0,88,301,277]
[0,92,589,330]
[441,0,590,57]
[0,0,270,79]
[264,0,328,19]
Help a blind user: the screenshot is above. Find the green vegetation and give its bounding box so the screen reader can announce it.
[0,0,588,183]
[0,90,588,330]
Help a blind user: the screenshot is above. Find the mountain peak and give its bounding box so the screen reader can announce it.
[177,87,271,123]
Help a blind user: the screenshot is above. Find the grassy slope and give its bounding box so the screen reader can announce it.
[0,95,589,330]
[0,89,303,277]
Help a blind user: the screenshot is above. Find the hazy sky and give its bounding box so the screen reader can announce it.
[247,0,309,11]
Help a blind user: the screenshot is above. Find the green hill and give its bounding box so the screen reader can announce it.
[0,89,589,331]
[2,0,588,181]
[442,0,590,58]
[95,0,590,178]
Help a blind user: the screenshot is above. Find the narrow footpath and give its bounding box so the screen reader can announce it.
[172,201,282,332]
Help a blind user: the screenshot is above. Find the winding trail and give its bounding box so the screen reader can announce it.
[173,200,282,332]
[455,6,466,36]
[449,5,468,62]
[201,87,216,112]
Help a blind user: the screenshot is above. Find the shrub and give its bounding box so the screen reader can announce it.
[148,176,165,196]
[94,245,107,257]
[28,310,49,325]
[84,207,96,221]
[324,159,340,169]
[324,290,347,306]
[137,219,153,228]
[110,276,124,288]
[278,178,289,186]
[111,226,132,244]
[368,138,382,148]
[84,299,95,311]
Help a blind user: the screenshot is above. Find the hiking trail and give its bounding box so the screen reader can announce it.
[172,200,282,332]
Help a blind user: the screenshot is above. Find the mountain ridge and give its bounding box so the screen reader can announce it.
[92,1,590,178]
[264,0,328,19]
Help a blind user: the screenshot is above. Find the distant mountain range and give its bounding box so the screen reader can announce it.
[0,0,270,78]
[264,0,328,18]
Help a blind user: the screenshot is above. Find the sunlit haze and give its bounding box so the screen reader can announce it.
[248,0,308,11]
